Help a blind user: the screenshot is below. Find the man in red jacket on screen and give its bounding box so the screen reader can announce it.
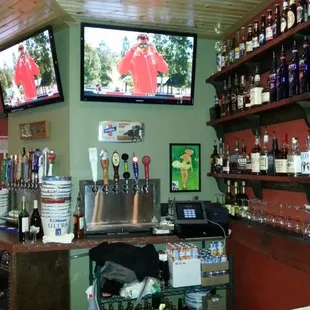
[117,33,169,95]
[14,44,40,102]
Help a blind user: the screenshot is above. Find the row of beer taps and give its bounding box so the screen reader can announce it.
[88,148,151,194]
[1,147,56,191]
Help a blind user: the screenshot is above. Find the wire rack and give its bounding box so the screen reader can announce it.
[97,283,229,304]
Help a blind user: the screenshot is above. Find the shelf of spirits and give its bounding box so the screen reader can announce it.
[206,20,310,83]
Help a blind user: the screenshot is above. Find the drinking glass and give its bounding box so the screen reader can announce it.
[284,204,293,232]
[292,205,302,235]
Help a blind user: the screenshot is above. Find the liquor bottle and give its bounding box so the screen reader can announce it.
[215,138,224,173]
[289,41,300,97]
[226,40,232,65]
[222,143,230,174]
[252,20,260,50]
[262,82,270,104]
[281,0,289,33]
[30,200,42,240]
[260,127,269,175]
[277,45,289,100]
[266,10,274,42]
[299,36,310,94]
[231,74,238,114]
[273,4,281,38]
[238,140,248,174]
[213,95,221,119]
[235,31,240,61]
[269,51,278,103]
[237,75,246,112]
[275,133,289,176]
[210,140,218,173]
[251,130,261,175]
[304,0,309,21]
[246,147,252,174]
[250,66,263,107]
[301,130,310,175]
[245,76,253,110]
[239,181,249,218]
[18,196,29,242]
[226,76,232,115]
[178,298,183,310]
[230,138,240,173]
[119,303,124,310]
[288,0,297,29]
[239,27,246,58]
[221,80,227,117]
[232,182,239,218]
[109,302,114,310]
[221,42,227,69]
[287,137,301,176]
[230,38,236,65]
[297,0,305,23]
[246,25,253,54]
[259,15,266,46]
[267,132,279,176]
[73,193,85,239]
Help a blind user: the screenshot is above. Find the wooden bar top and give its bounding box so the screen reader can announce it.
[0,231,181,254]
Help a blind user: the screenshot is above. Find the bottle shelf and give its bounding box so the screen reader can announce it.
[207,173,310,202]
[207,173,310,183]
[206,93,310,138]
[206,20,310,84]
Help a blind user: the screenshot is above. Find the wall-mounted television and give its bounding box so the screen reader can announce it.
[81,23,197,106]
[0,26,64,114]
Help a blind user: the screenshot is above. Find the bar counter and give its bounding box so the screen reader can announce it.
[0,230,181,253]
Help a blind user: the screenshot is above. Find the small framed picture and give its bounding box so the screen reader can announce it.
[169,143,201,192]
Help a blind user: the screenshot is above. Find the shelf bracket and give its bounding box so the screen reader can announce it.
[302,184,310,204]
[213,124,224,140]
[213,177,226,194]
[250,180,263,199]
[295,101,310,128]
[243,115,260,135]
[206,80,223,97]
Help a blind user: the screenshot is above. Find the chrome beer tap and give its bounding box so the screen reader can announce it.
[142,155,151,192]
[121,153,130,193]
[100,149,109,194]
[112,150,120,193]
[88,148,98,193]
[132,153,139,193]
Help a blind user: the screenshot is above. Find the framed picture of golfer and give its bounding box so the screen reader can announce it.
[169,143,201,192]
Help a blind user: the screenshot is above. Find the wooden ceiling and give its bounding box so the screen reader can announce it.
[0,0,273,47]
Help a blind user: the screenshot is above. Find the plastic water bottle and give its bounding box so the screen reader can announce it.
[87,293,97,310]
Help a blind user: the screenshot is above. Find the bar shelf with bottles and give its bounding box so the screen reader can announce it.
[208,39,310,133]
[208,129,310,200]
[207,1,310,83]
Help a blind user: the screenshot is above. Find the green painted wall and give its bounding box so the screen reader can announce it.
[8,24,218,310]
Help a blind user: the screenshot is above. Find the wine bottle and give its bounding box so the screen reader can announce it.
[18,196,29,242]
[73,193,85,239]
[30,200,42,239]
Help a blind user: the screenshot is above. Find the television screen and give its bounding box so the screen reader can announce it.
[81,23,197,106]
[0,26,64,114]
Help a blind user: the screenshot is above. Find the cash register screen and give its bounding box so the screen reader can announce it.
[175,202,204,220]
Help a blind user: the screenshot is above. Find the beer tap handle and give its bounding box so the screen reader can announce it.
[121,153,130,189]
[112,151,120,184]
[47,150,56,177]
[100,149,109,185]
[132,153,139,182]
[142,156,151,183]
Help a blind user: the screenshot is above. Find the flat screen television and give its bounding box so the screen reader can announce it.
[0,26,64,114]
[81,23,197,106]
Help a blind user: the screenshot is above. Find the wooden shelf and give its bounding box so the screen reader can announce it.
[207,173,310,184]
[206,20,310,83]
[207,173,310,202]
[206,93,310,127]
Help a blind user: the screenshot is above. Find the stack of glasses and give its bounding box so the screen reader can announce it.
[40,176,72,237]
